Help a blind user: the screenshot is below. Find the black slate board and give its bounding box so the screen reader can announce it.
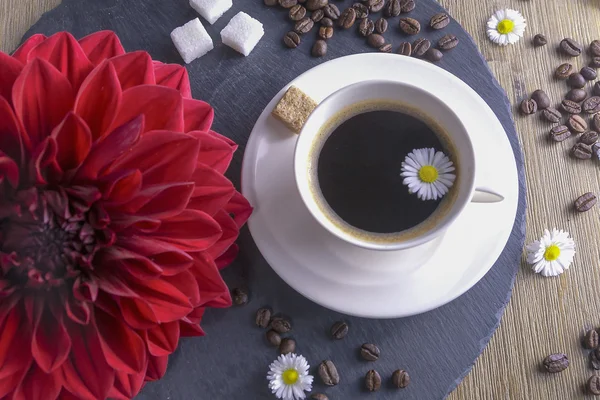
[22,0,526,399]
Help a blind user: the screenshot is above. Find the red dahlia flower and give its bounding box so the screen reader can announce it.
[0,31,252,399]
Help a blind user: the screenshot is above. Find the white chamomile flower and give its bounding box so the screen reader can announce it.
[267,353,313,400]
[486,9,526,46]
[400,148,456,201]
[526,229,576,277]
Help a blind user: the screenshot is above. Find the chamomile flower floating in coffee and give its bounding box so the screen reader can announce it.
[267,353,314,400]
[401,148,456,201]
[486,9,526,46]
[526,229,576,277]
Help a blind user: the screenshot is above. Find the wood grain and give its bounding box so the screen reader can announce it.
[2,0,600,399]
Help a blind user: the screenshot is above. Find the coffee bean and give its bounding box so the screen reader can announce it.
[591,350,600,370]
[581,67,598,81]
[295,17,315,34]
[365,0,384,13]
[560,38,583,57]
[591,40,600,57]
[430,13,449,30]
[265,0,279,6]
[306,0,327,11]
[397,41,412,55]
[566,88,587,103]
[358,18,374,36]
[271,317,292,333]
[375,17,388,34]
[360,343,380,361]
[592,58,600,69]
[399,0,415,13]
[593,114,600,131]
[438,34,458,51]
[266,330,282,346]
[290,4,307,20]
[588,375,600,395]
[580,131,599,145]
[312,40,327,57]
[318,360,340,386]
[385,0,401,17]
[231,287,248,305]
[379,43,392,53]
[399,17,420,35]
[339,8,356,29]
[555,63,573,80]
[568,73,586,89]
[594,143,600,159]
[542,108,562,123]
[311,9,325,21]
[568,115,587,133]
[310,394,329,400]
[365,370,381,392]
[412,38,431,57]
[323,3,340,19]
[584,97,600,114]
[561,99,582,114]
[392,369,410,388]
[572,143,593,159]
[256,308,272,328]
[353,2,369,18]
[280,0,299,8]
[531,90,550,109]
[426,48,443,62]
[550,125,572,142]
[520,99,537,115]
[321,17,333,27]
[576,194,598,213]
[319,26,334,39]
[283,31,301,48]
[543,353,569,373]
[279,338,296,354]
[533,34,547,47]
[367,33,385,48]
[330,321,349,339]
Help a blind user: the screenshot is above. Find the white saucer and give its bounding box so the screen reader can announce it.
[241,53,519,318]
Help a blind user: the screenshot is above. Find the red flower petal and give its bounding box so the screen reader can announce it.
[74,60,122,140]
[0,153,20,188]
[13,365,62,400]
[109,51,156,91]
[117,236,194,276]
[190,253,231,308]
[115,182,194,220]
[163,270,200,307]
[145,321,180,357]
[183,99,214,133]
[64,296,91,325]
[12,58,74,147]
[0,365,29,399]
[78,31,125,65]
[149,250,194,277]
[108,370,146,400]
[100,246,163,281]
[0,96,28,162]
[225,190,253,228]
[145,355,168,382]
[206,209,239,260]
[180,319,205,337]
[0,305,32,380]
[51,112,92,171]
[153,62,192,98]
[150,209,223,252]
[189,130,236,174]
[117,297,157,330]
[126,278,193,323]
[31,301,71,373]
[26,32,94,90]
[29,137,59,185]
[11,34,47,64]
[0,51,23,104]
[94,261,140,298]
[188,163,235,216]
[215,244,239,269]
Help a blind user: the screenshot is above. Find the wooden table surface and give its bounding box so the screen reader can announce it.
[3,0,600,399]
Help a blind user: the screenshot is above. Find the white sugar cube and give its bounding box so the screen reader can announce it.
[171,18,214,64]
[190,0,232,25]
[220,12,264,56]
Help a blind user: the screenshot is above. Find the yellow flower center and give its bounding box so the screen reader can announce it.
[282,369,299,385]
[418,165,439,183]
[497,19,515,34]
[544,245,561,261]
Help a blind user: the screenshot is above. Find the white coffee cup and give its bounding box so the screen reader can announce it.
[294,80,503,252]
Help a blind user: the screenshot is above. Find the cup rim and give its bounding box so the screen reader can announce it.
[293,79,476,251]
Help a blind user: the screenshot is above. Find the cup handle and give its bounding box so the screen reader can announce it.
[471,187,504,203]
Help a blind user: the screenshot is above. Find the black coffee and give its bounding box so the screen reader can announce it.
[316,109,447,234]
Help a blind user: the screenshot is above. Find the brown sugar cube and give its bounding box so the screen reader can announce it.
[271,86,318,133]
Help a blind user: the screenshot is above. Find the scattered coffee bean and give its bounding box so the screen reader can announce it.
[280,0,299,8]
[310,394,329,400]
[399,17,420,35]
[412,38,431,57]
[365,0,384,13]
[582,67,598,81]
[584,97,600,114]
[580,131,599,145]
[321,17,333,27]
[319,26,334,39]
[375,17,388,34]
[368,33,385,48]
[572,143,593,159]
[271,317,292,333]
[232,287,248,305]
[533,34,547,47]
[399,0,415,13]
[531,89,550,110]
[392,369,410,388]
[379,43,392,53]
[290,4,307,20]
[365,370,381,392]
[430,13,449,30]
[312,40,328,57]
[311,9,325,21]
[266,330,282,346]
[306,0,327,11]
[543,353,570,373]
[591,350,600,370]
[566,88,587,103]
[589,375,600,395]
[353,2,369,19]
[568,73,586,89]
[550,125,572,142]
[593,114,600,131]
[520,99,537,115]
[438,34,458,51]
[560,38,583,57]
[265,0,279,6]
[542,108,562,123]
[426,48,443,62]
[555,63,573,80]
[360,343,381,361]
[385,0,401,17]
[397,41,412,55]
[323,3,340,19]
[561,99,582,114]
[330,321,349,339]
[594,143,600,159]
[318,360,340,386]
[279,338,296,354]
[339,8,356,29]
[256,308,272,328]
[568,115,588,133]
[591,40,600,57]
[283,31,301,48]
[576,194,598,213]
[358,18,375,36]
[295,17,315,34]
[591,57,600,69]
